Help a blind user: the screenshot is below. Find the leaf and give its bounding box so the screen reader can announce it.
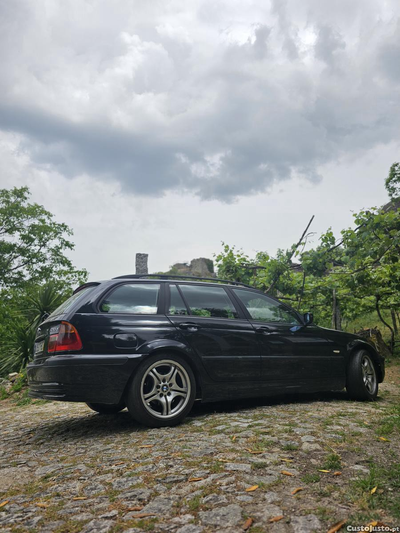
[245,485,259,492]
[139,445,154,448]
[333,471,342,476]
[281,470,294,476]
[72,497,87,501]
[370,486,377,494]
[242,517,254,530]
[269,515,284,523]
[189,477,204,482]
[379,437,389,442]
[113,462,125,466]
[327,519,346,533]
[0,501,9,508]
[318,469,331,473]
[245,448,264,454]
[281,458,293,463]
[231,435,236,442]
[131,512,157,518]
[36,502,49,508]
[127,506,144,511]
[291,488,304,495]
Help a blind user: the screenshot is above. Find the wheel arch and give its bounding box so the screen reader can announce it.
[347,340,384,382]
[122,342,203,400]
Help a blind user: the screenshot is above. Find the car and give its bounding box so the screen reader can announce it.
[27,275,385,427]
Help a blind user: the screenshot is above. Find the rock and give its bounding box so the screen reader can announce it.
[300,435,315,442]
[291,514,322,533]
[176,525,204,533]
[0,467,32,491]
[140,496,177,514]
[301,442,322,452]
[199,504,243,527]
[255,503,283,521]
[74,513,94,521]
[224,463,251,473]
[81,519,116,533]
[99,510,118,519]
[156,475,187,484]
[202,494,228,506]
[8,372,19,382]
[350,465,370,474]
[83,483,106,495]
[116,488,152,502]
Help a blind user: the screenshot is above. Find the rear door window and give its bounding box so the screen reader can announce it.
[100,284,160,314]
[178,285,238,319]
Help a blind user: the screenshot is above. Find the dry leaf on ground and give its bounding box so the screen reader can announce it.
[269,515,284,523]
[291,487,304,495]
[281,470,294,476]
[242,517,253,530]
[245,485,259,492]
[189,477,204,482]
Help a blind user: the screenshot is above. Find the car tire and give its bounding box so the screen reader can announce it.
[346,349,378,401]
[125,353,196,427]
[86,401,125,414]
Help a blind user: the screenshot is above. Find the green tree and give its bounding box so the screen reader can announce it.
[385,162,400,200]
[0,186,87,289]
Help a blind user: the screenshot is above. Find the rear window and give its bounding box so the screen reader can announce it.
[48,286,96,319]
[100,284,160,314]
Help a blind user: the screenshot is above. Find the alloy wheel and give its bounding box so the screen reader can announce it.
[140,359,191,419]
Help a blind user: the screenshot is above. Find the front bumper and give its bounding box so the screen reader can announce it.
[27,354,143,404]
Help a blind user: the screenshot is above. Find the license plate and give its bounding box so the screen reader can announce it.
[34,341,45,354]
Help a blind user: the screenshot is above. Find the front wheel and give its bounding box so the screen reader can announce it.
[346,350,378,401]
[86,401,125,414]
[125,353,196,427]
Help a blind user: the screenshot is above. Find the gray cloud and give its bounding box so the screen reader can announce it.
[0,0,399,201]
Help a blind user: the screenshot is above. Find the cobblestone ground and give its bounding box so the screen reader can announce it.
[1,363,399,533]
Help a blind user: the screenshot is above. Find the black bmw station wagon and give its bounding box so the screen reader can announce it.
[27,275,385,427]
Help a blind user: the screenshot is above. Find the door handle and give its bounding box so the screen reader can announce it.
[178,322,200,331]
[255,326,276,335]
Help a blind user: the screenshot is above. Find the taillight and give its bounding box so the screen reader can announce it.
[47,322,82,353]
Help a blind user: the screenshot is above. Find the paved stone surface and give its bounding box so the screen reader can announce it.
[0,363,399,532]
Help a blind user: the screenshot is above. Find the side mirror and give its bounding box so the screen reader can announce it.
[303,312,313,325]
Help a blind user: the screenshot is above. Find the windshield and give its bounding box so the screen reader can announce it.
[47,286,96,319]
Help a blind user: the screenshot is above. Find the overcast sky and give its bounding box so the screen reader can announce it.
[1,0,399,280]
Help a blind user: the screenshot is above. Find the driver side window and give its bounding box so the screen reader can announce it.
[233,289,300,325]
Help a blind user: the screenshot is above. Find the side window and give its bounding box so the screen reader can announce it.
[179,285,238,319]
[168,285,188,316]
[100,284,160,314]
[233,289,300,325]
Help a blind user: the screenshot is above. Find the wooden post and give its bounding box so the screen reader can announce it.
[332,289,342,331]
[135,253,148,275]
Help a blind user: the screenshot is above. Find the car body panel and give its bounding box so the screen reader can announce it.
[27,278,385,406]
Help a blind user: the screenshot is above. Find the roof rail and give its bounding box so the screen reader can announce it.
[112,273,254,288]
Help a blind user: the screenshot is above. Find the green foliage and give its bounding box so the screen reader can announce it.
[0,186,87,289]
[0,186,88,376]
[214,167,400,348]
[385,162,400,200]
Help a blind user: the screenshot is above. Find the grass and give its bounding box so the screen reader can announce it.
[301,473,321,484]
[350,461,400,519]
[322,453,342,471]
[187,494,202,512]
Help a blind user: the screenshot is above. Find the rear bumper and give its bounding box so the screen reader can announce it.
[27,354,143,404]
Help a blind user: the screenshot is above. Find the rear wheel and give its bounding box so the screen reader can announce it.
[126,353,196,427]
[346,350,378,401]
[86,401,125,414]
